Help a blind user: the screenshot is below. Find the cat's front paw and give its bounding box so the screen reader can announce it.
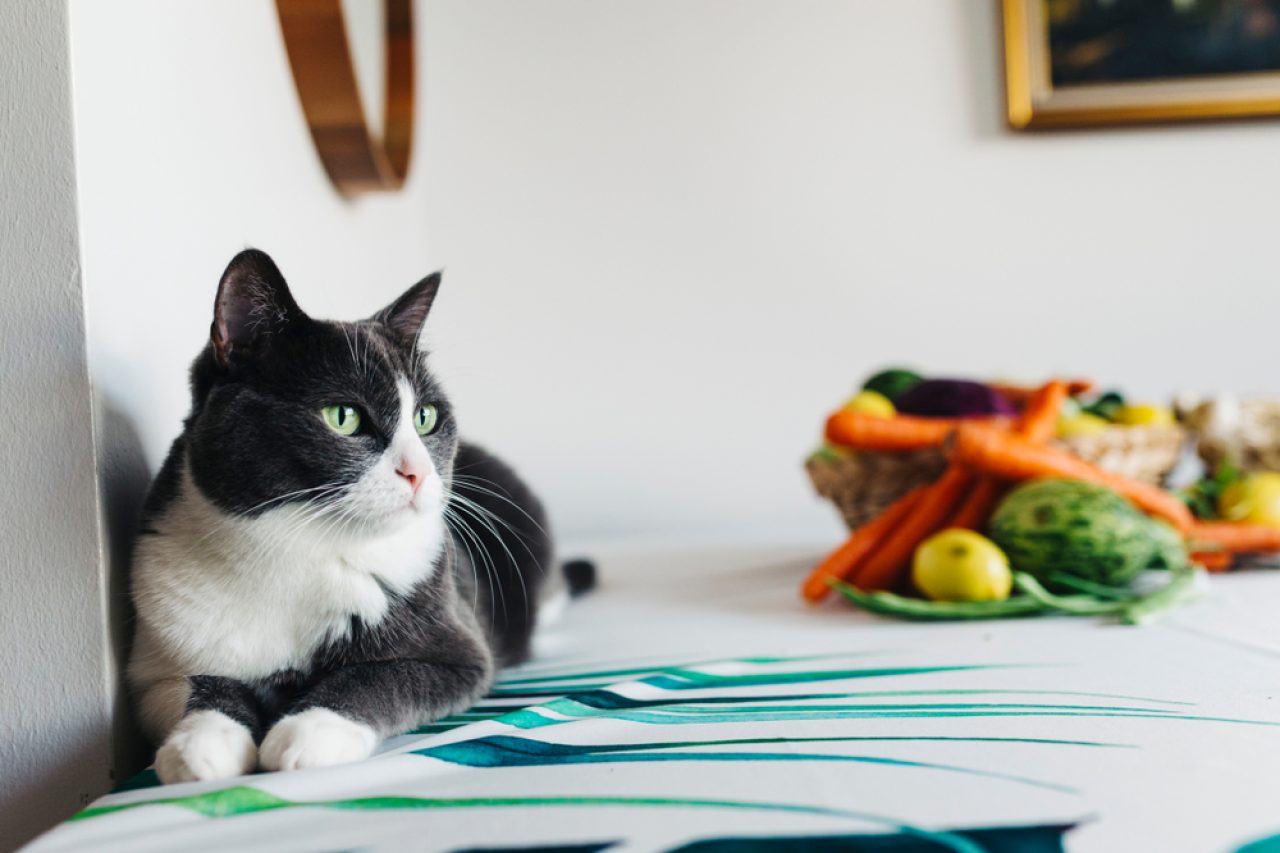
[259,708,378,772]
[155,710,257,784]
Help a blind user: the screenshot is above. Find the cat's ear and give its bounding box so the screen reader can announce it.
[211,249,304,369]
[373,271,441,348]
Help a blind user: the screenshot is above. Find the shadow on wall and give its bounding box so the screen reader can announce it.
[0,398,149,850]
[96,397,152,783]
[3,733,114,851]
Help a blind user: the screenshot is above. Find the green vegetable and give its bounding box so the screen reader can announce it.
[1081,390,1125,422]
[1180,461,1244,520]
[861,368,924,403]
[1011,573,1133,616]
[1045,572,1141,600]
[829,565,1197,625]
[1118,565,1198,625]
[828,580,1046,620]
[1014,568,1196,624]
[1146,518,1191,571]
[987,478,1178,589]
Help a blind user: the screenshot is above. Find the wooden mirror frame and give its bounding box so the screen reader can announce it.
[276,0,414,196]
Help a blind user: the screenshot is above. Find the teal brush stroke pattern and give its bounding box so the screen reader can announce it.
[498,651,890,687]
[646,667,1011,690]
[69,785,990,852]
[500,702,1280,730]
[412,735,1079,792]
[514,692,1184,715]
[112,653,1255,801]
[489,665,1011,698]
[446,688,1194,733]
[1236,833,1280,852]
[425,734,1129,753]
[443,824,1075,853]
[494,695,1205,730]
[474,687,1194,709]
[668,824,1073,853]
[410,714,1138,740]
[441,693,1182,732]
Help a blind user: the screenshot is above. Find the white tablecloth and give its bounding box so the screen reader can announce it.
[28,540,1280,852]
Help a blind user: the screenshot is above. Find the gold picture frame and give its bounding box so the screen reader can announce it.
[1002,0,1280,129]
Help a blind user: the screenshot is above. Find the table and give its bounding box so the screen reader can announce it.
[28,539,1280,852]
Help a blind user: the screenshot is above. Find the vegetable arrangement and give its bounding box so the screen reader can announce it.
[804,367,1280,624]
[1180,465,1280,571]
[830,568,1197,626]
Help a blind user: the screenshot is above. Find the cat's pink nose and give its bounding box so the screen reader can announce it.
[396,463,427,494]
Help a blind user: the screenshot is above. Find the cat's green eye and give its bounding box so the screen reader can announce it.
[322,404,362,436]
[414,404,439,436]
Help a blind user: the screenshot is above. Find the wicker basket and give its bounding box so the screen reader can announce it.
[808,424,1187,531]
[1180,397,1280,474]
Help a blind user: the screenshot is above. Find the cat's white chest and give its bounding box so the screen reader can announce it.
[135,469,443,680]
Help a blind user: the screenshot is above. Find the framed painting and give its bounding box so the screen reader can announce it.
[1002,0,1280,128]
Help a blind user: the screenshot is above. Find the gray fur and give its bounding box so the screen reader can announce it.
[128,250,562,780]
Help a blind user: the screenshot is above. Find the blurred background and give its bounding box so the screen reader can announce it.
[71,0,1280,545]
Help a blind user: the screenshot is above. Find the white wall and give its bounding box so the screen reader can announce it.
[72,1,1280,554]
[1,2,111,848]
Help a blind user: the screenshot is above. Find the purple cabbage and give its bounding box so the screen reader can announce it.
[895,379,1016,419]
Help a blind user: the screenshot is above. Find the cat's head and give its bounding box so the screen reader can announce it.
[185,249,456,537]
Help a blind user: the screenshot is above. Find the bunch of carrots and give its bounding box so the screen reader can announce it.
[803,379,1280,603]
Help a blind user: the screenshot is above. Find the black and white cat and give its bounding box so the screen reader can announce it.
[128,249,584,784]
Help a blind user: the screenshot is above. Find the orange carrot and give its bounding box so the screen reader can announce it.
[1018,379,1069,444]
[990,379,1095,405]
[851,467,975,592]
[801,487,927,603]
[950,422,1194,532]
[1191,551,1233,572]
[1188,521,1280,554]
[948,478,1006,531]
[824,410,965,452]
[948,380,1067,531]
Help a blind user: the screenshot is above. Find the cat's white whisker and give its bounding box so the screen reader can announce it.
[450,476,550,536]
[445,506,506,626]
[448,495,534,612]
[448,490,547,580]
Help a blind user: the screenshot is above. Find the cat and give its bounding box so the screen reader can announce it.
[127,249,589,784]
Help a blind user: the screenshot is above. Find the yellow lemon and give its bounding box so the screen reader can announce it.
[1116,403,1176,427]
[912,529,1013,602]
[1219,473,1280,528]
[843,390,895,418]
[1056,412,1111,439]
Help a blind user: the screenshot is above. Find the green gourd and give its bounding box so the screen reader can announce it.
[987,478,1172,589]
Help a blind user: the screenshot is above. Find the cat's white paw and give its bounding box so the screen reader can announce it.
[259,708,378,772]
[155,710,257,784]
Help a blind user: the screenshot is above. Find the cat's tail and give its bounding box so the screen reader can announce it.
[561,558,597,597]
[537,558,598,627]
